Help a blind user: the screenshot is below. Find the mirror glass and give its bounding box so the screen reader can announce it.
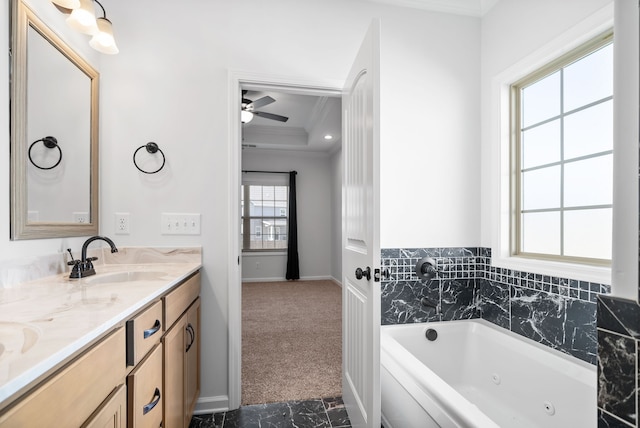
[11,0,99,239]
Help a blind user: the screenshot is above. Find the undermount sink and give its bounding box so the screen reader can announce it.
[85,271,167,285]
[0,322,40,361]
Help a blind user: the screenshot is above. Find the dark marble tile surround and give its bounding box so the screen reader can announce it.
[381,247,610,364]
[597,296,640,427]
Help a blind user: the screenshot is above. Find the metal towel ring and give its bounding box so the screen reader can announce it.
[133,142,166,174]
[28,136,62,170]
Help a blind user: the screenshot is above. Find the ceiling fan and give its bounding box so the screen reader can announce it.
[241,90,289,124]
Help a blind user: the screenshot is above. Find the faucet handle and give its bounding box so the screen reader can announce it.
[86,257,98,262]
[66,248,79,266]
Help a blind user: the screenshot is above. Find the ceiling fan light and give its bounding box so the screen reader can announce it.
[66,0,98,35]
[51,0,81,9]
[241,110,254,124]
[89,18,119,54]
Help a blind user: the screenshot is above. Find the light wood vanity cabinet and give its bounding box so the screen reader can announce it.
[83,384,127,428]
[0,328,126,427]
[163,274,201,428]
[127,344,164,428]
[127,271,201,428]
[0,270,201,428]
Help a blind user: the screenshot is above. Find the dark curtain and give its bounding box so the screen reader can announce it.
[286,171,300,280]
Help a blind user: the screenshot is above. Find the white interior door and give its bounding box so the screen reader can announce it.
[341,19,381,428]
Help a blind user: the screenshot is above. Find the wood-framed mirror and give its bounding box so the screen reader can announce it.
[10,0,99,240]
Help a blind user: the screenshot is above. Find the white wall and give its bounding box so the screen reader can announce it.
[96,0,481,411]
[241,149,333,281]
[379,11,481,248]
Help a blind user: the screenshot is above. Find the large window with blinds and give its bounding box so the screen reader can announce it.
[511,33,613,264]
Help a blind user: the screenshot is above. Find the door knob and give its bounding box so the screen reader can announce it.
[355,266,371,280]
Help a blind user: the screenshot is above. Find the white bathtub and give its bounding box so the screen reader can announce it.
[380,319,596,428]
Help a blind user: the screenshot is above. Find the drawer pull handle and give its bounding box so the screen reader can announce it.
[186,324,195,352]
[143,320,161,339]
[143,387,161,415]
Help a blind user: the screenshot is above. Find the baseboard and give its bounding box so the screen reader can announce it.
[381,412,392,428]
[194,395,230,415]
[331,276,342,287]
[242,275,336,283]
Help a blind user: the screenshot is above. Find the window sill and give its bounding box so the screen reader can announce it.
[491,253,611,285]
[242,251,287,257]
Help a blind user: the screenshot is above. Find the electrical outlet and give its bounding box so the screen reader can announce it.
[73,212,89,224]
[161,213,201,235]
[115,212,130,234]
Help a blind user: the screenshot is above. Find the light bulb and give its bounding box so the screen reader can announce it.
[89,18,119,54]
[241,110,254,124]
[66,0,98,35]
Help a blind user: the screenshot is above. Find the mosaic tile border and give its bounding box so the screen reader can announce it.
[381,247,611,303]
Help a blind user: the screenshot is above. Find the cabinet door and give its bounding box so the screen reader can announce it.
[185,298,200,424]
[163,317,186,428]
[127,344,163,428]
[83,384,127,428]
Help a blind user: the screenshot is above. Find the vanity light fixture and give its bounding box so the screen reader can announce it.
[323,134,333,140]
[51,0,81,9]
[89,16,119,54]
[57,0,119,54]
[66,0,98,34]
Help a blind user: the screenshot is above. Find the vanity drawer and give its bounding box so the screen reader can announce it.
[0,327,126,427]
[164,271,200,328]
[127,300,163,366]
[127,343,163,428]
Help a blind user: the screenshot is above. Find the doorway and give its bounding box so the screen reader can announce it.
[228,75,343,409]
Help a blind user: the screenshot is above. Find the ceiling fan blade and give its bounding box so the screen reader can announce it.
[250,96,276,109]
[253,111,289,122]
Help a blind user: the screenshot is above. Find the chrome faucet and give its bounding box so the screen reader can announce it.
[68,236,118,279]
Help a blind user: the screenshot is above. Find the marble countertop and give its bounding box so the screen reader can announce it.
[0,247,201,408]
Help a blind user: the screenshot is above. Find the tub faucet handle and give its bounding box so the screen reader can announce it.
[416,257,441,281]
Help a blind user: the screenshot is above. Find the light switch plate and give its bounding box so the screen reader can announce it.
[161,213,201,235]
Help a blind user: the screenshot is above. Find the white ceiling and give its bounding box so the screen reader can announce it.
[241,90,341,154]
[240,0,499,155]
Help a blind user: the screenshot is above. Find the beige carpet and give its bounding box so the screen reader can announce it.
[242,280,342,405]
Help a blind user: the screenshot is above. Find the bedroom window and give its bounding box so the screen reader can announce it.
[241,184,288,251]
[511,33,613,264]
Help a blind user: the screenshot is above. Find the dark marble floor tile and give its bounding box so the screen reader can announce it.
[190,412,224,428]
[219,400,331,428]
[322,396,350,427]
